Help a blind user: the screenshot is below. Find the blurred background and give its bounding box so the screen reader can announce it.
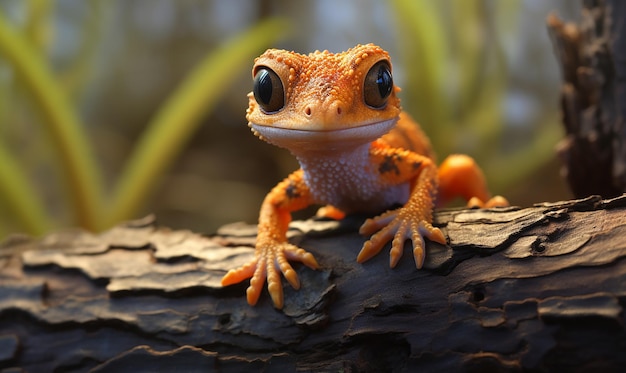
[0,0,581,239]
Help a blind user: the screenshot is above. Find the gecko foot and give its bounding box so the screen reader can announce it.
[467,195,509,208]
[357,208,446,268]
[315,205,346,220]
[221,241,319,309]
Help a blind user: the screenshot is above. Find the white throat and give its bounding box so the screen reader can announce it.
[251,117,408,213]
[296,143,409,213]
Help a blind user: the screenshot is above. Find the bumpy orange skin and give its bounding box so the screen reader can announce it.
[221,44,507,309]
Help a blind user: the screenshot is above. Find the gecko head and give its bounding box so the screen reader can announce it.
[246,44,401,152]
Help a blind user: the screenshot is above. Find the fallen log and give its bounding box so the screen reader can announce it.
[1,195,625,372]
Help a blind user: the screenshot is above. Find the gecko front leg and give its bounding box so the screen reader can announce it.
[221,169,318,309]
[356,142,446,268]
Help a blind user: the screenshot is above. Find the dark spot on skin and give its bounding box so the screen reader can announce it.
[412,161,422,170]
[379,155,401,175]
[286,182,300,199]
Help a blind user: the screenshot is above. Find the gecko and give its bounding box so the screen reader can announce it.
[221,44,508,309]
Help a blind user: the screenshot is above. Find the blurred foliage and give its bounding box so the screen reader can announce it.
[0,0,288,237]
[103,18,290,228]
[0,0,576,238]
[391,0,562,193]
[0,2,103,233]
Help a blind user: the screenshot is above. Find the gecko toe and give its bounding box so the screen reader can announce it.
[359,210,398,236]
[410,229,426,269]
[485,195,509,208]
[221,260,257,286]
[358,222,397,263]
[423,225,446,245]
[267,279,284,309]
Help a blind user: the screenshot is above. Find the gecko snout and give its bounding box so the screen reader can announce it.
[303,100,345,122]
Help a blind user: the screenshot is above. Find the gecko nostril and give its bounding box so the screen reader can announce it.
[305,107,312,116]
[329,101,343,117]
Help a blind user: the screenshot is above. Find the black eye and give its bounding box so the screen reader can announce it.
[364,61,393,109]
[253,67,285,113]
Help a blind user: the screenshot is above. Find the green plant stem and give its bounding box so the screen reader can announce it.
[26,0,53,52]
[104,19,289,228]
[0,12,103,231]
[390,0,450,154]
[0,143,50,235]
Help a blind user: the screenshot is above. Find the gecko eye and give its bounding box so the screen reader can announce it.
[253,67,285,113]
[364,61,393,109]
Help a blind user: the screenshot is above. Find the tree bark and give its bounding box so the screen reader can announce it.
[1,194,626,372]
[549,0,626,198]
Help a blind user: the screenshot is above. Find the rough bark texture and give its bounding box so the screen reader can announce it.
[549,0,626,198]
[1,195,626,372]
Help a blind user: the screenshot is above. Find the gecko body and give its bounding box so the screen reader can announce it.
[222,44,507,308]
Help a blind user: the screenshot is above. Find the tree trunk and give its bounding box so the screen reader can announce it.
[549,0,626,198]
[1,194,626,372]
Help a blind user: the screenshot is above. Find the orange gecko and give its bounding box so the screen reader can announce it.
[221,44,507,309]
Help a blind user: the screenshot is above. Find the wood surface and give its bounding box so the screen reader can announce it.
[1,195,626,372]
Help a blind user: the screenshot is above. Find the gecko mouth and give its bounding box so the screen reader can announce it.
[249,118,398,152]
